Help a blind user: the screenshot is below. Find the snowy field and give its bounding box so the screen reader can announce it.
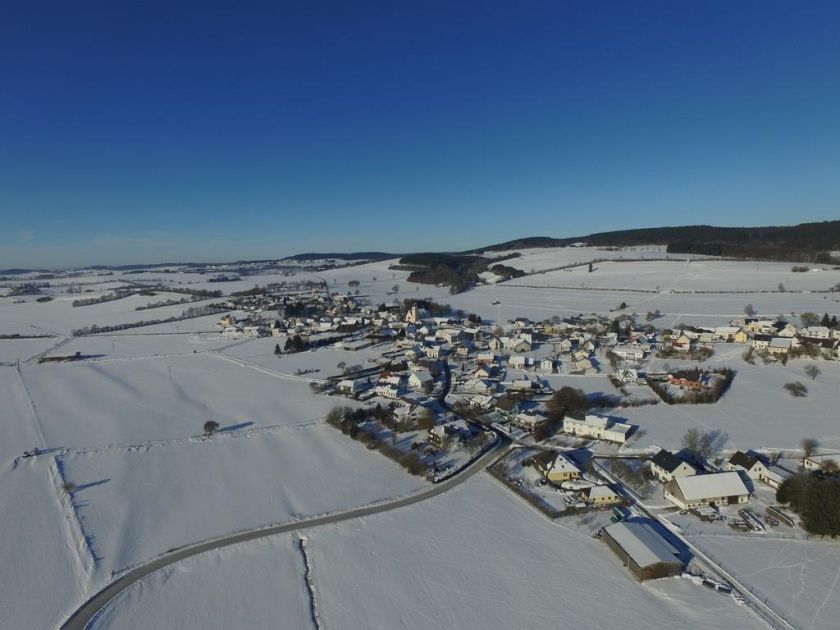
[89,536,314,630]
[59,422,426,576]
[688,535,840,630]
[516,258,840,292]
[20,353,341,448]
[0,335,59,363]
[51,331,236,360]
[223,336,385,377]
[447,281,840,325]
[301,475,765,630]
[615,351,840,452]
[488,245,695,273]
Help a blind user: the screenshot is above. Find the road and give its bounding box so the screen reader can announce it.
[60,438,511,630]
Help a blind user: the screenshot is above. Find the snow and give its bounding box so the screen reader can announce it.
[57,422,426,577]
[89,536,313,630]
[687,535,840,630]
[302,475,766,630]
[19,353,343,448]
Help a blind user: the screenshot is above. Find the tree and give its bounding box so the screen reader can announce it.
[801,437,820,460]
[336,361,346,372]
[391,284,400,295]
[274,343,281,355]
[203,420,220,435]
[416,408,435,431]
[823,459,839,474]
[784,381,808,397]
[546,386,588,420]
[62,481,77,495]
[804,364,821,381]
[682,428,702,459]
[800,312,821,327]
[778,283,786,292]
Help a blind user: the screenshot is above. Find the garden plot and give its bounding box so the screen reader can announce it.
[304,475,766,630]
[21,353,340,448]
[88,535,313,630]
[57,422,426,576]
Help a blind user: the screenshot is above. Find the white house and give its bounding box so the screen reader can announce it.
[664,472,750,510]
[375,384,400,399]
[612,345,646,362]
[563,414,634,444]
[649,449,696,483]
[800,326,831,340]
[408,370,434,391]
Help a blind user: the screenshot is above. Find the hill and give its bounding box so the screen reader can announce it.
[477,220,840,262]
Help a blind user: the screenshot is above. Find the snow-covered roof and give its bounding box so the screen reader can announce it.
[671,472,749,501]
[603,521,680,569]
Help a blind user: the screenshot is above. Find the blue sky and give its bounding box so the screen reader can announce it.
[1,1,839,267]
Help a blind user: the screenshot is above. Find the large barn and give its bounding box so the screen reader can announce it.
[602,520,684,582]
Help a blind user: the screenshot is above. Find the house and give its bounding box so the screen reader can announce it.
[428,425,449,447]
[462,378,496,395]
[375,384,400,399]
[800,326,831,340]
[768,337,793,355]
[649,449,696,483]
[508,355,533,369]
[473,364,499,380]
[803,453,840,471]
[712,326,741,342]
[664,472,750,510]
[602,520,684,582]
[612,345,646,362]
[581,484,621,505]
[615,367,639,384]
[751,334,772,350]
[725,451,768,480]
[336,379,365,395]
[469,394,494,411]
[537,358,555,373]
[563,414,634,444]
[533,451,581,482]
[671,334,692,352]
[512,412,550,433]
[408,370,433,391]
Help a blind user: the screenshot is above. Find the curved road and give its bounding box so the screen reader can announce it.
[61,437,510,630]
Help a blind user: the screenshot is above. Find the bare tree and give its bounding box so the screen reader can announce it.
[801,437,820,460]
[203,420,220,436]
[804,364,821,381]
[822,459,839,474]
[744,303,756,317]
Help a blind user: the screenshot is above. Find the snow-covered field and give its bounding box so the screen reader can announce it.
[688,535,840,630]
[302,475,765,630]
[58,422,426,576]
[2,250,840,628]
[20,353,341,447]
[89,535,314,630]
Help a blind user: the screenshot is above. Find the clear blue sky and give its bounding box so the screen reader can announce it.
[2,1,839,267]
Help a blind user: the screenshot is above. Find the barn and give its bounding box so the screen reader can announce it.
[602,520,683,581]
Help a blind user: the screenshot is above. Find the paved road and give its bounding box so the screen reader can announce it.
[61,438,511,630]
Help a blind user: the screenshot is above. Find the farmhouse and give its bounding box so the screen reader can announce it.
[725,451,768,480]
[582,485,621,505]
[664,472,750,510]
[602,521,683,582]
[512,412,550,433]
[649,449,696,483]
[533,451,581,483]
[612,345,646,362]
[563,414,634,444]
[408,370,433,391]
[767,337,793,355]
[336,378,366,395]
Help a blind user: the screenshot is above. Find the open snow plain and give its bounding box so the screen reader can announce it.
[93,475,768,630]
[3,250,840,628]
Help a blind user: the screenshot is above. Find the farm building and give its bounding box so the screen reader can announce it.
[664,472,750,510]
[602,521,683,581]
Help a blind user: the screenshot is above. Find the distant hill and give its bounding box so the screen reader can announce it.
[283,252,397,262]
[475,220,840,262]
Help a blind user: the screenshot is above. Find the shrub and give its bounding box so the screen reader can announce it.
[784,382,808,397]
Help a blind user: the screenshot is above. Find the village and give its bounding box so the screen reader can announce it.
[209,273,840,601]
